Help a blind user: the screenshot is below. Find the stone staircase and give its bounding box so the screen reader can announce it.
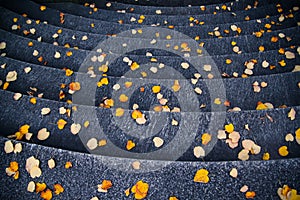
[0,0,299,199]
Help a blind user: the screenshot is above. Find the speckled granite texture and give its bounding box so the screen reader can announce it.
[0,137,300,199]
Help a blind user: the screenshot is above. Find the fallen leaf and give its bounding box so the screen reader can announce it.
[48,158,55,169]
[194,169,210,183]
[225,123,234,133]
[229,168,238,178]
[202,133,212,145]
[4,140,14,153]
[27,181,35,192]
[87,138,98,150]
[40,189,52,200]
[152,85,161,93]
[57,119,67,130]
[54,183,64,195]
[35,182,47,192]
[278,146,289,157]
[193,146,205,158]
[126,140,136,150]
[65,161,72,169]
[245,191,256,199]
[70,123,81,135]
[37,128,50,140]
[153,137,164,147]
[238,149,249,161]
[288,108,296,120]
[131,180,149,199]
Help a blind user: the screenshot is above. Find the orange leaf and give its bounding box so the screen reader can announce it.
[53,183,64,195]
[40,189,52,200]
[101,180,113,190]
[36,182,47,193]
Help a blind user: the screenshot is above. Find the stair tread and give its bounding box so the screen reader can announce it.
[1,136,299,199]
[1,8,299,56]
[56,0,285,15]
[1,29,299,78]
[1,56,299,111]
[1,1,299,39]
[0,1,299,199]
[43,2,286,26]
[0,89,299,161]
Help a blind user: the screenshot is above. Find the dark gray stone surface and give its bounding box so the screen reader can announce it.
[0,56,299,110]
[1,0,299,39]
[1,8,299,56]
[0,89,299,161]
[0,29,299,77]
[34,0,291,15]
[43,2,284,26]
[0,0,299,199]
[0,136,299,199]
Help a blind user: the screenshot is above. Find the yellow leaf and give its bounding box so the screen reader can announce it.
[152,85,161,93]
[258,46,265,52]
[125,188,130,196]
[65,69,73,76]
[99,65,108,73]
[126,140,136,150]
[15,132,24,140]
[214,98,221,105]
[225,123,234,133]
[98,139,107,146]
[262,152,270,160]
[66,51,72,57]
[201,133,212,145]
[3,82,9,90]
[131,180,149,200]
[278,60,286,67]
[288,189,300,200]
[193,169,210,183]
[225,59,232,64]
[153,105,162,112]
[13,171,19,180]
[130,62,140,71]
[104,99,114,107]
[57,119,67,130]
[100,77,109,85]
[83,121,90,128]
[125,81,132,88]
[115,108,125,117]
[256,102,268,110]
[30,97,37,105]
[19,124,30,134]
[119,94,128,102]
[295,128,300,140]
[131,110,143,119]
[278,146,289,157]
[40,5,46,11]
[172,80,180,92]
[65,161,72,169]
